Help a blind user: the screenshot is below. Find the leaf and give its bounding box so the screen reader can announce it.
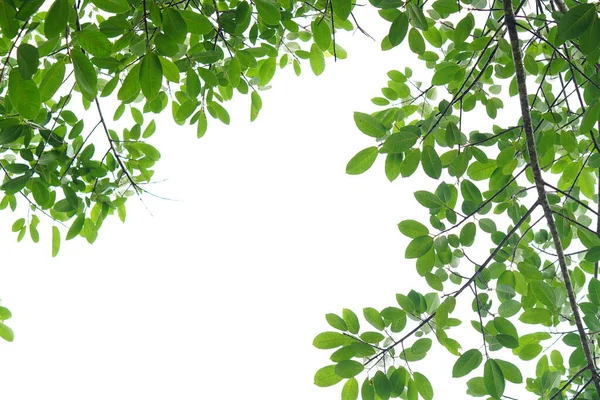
[346,147,378,175]
[484,359,505,399]
[389,13,409,47]
[0,323,14,342]
[312,20,331,51]
[585,246,600,262]
[589,278,600,306]
[408,28,425,54]
[309,43,325,76]
[8,69,40,119]
[407,2,428,30]
[258,57,277,86]
[162,8,187,42]
[414,191,442,208]
[71,48,98,101]
[453,349,482,378]
[398,220,429,238]
[354,112,386,138]
[421,146,441,179]
[77,28,113,57]
[580,100,600,134]
[341,378,359,400]
[405,236,433,259]
[519,308,552,326]
[495,360,522,384]
[1,173,30,195]
[374,371,391,400]
[529,281,556,308]
[52,226,60,257]
[0,1,18,39]
[66,213,85,240]
[383,130,419,152]
[17,43,39,80]
[454,13,474,43]
[432,64,461,86]
[343,309,360,334]
[459,222,476,247]
[255,0,281,25]
[179,10,213,35]
[91,0,130,13]
[336,360,364,378]
[385,153,403,181]
[44,0,69,38]
[413,372,433,400]
[556,4,596,44]
[139,52,163,100]
[39,61,66,102]
[326,313,347,331]
[363,307,384,330]
[361,378,375,400]
[313,332,349,349]
[314,365,343,387]
[332,0,352,20]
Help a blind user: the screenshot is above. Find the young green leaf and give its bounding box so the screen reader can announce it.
[453,349,483,377]
[8,69,40,119]
[52,226,60,257]
[346,147,378,175]
[314,365,343,387]
[341,378,359,400]
[484,359,505,399]
[139,52,163,100]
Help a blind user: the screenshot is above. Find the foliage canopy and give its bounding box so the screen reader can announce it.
[0,0,599,398]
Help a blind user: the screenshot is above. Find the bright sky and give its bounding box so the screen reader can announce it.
[0,7,526,400]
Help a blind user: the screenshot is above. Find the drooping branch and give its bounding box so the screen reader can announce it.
[501,0,600,393]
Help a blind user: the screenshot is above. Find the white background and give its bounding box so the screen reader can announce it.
[0,7,520,400]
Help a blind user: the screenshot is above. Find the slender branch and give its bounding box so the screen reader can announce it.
[502,0,600,392]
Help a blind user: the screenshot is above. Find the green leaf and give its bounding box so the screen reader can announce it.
[432,64,461,86]
[162,8,187,42]
[309,43,325,76]
[413,372,433,400]
[589,278,600,306]
[354,112,386,138]
[8,69,40,119]
[361,378,375,400]
[314,365,343,387]
[1,173,30,195]
[389,13,409,47]
[459,222,476,247]
[0,323,14,342]
[91,0,130,13]
[398,220,429,238]
[312,20,331,51]
[17,43,39,80]
[52,225,60,257]
[408,28,425,54]
[421,146,441,179]
[179,10,213,35]
[383,130,419,153]
[313,332,349,349]
[585,246,600,262]
[556,4,596,44]
[454,13,474,43]
[71,48,98,101]
[326,313,348,331]
[336,360,364,378]
[139,52,163,100]
[385,153,403,181]
[495,360,522,384]
[580,100,600,134]
[258,57,277,86]
[519,308,552,326]
[44,0,69,38]
[343,309,360,334]
[484,359,505,399]
[346,147,378,175]
[77,27,113,58]
[530,281,556,308]
[374,371,391,400]
[407,3,428,30]
[332,0,352,20]
[255,0,281,25]
[341,378,359,400]
[0,1,18,39]
[363,307,384,330]
[414,191,442,208]
[405,236,433,259]
[39,61,66,102]
[66,213,85,240]
[452,349,482,377]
